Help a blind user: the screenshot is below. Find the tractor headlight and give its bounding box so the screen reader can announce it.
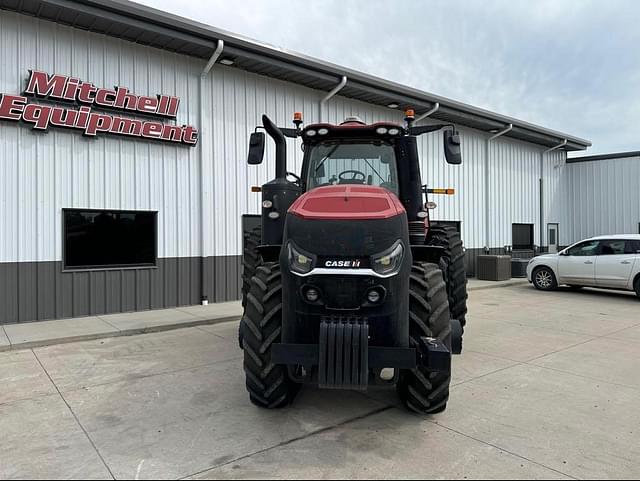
[371,242,404,277]
[288,243,316,275]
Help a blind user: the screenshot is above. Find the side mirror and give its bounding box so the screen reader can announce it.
[444,130,462,165]
[247,132,265,165]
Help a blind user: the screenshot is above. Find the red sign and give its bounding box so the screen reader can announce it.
[0,71,198,146]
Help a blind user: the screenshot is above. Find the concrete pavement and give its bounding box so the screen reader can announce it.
[1,283,639,479]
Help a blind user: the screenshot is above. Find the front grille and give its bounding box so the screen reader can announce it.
[320,315,366,324]
[314,276,365,309]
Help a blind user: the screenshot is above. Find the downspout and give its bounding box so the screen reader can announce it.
[540,139,567,253]
[415,102,439,123]
[484,124,512,253]
[319,75,347,122]
[199,39,224,305]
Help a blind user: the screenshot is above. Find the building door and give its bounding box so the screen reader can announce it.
[547,223,559,254]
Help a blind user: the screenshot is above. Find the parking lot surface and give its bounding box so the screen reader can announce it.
[1,284,639,480]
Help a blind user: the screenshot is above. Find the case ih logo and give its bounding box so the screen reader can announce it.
[0,71,198,146]
[324,260,362,268]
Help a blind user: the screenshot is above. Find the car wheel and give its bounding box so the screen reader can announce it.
[634,277,640,300]
[532,266,557,291]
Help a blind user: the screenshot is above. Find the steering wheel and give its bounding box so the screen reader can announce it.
[287,172,301,184]
[338,170,366,184]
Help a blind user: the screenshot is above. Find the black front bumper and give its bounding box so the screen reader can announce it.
[272,319,460,390]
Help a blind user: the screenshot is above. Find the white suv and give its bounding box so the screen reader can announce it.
[527,234,640,298]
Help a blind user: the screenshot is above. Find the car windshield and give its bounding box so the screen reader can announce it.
[306,142,399,194]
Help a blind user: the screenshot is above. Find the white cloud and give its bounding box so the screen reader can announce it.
[138,0,640,155]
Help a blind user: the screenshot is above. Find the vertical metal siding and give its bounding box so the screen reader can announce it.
[0,11,202,264]
[567,156,640,242]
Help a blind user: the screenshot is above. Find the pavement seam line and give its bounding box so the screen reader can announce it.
[452,335,610,389]
[450,361,526,388]
[472,315,607,339]
[599,319,640,338]
[193,326,229,340]
[427,420,579,480]
[524,335,602,363]
[180,405,395,480]
[31,349,117,481]
[96,315,122,331]
[58,354,244,395]
[522,362,640,393]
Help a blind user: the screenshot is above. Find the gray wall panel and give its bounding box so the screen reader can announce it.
[178,259,191,306]
[121,270,137,313]
[72,272,90,319]
[18,263,37,323]
[37,263,56,320]
[89,271,106,316]
[105,271,122,314]
[55,267,74,320]
[1,263,18,323]
[135,269,151,312]
[149,268,164,310]
[163,259,178,308]
[0,257,241,324]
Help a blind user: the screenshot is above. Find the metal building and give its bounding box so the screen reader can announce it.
[0,0,591,324]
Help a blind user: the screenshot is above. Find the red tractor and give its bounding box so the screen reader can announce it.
[240,110,467,414]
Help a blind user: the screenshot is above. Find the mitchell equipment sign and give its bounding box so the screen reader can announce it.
[0,70,198,145]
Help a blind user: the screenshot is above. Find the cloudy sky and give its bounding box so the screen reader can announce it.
[140,0,640,156]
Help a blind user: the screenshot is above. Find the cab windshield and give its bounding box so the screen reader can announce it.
[305,141,399,194]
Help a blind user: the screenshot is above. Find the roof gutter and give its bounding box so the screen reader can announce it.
[489,123,513,141]
[199,39,224,305]
[544,139,567,153]
[415,102,439,123]
[320,76,347,122]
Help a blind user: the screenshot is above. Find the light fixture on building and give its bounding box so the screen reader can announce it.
[387,102,399,109]
[219,58,235,65]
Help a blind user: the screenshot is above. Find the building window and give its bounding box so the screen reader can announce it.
[512,223,534,250]
[63,209,157,270]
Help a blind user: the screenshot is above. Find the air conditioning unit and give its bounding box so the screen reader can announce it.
[477,255,512,281]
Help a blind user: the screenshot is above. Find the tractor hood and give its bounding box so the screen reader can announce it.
[288,185,405,221]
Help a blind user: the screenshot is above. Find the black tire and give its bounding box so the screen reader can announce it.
[239,225,262,349]
[634,276,640,299]
[397,263,452,415]
[568,285,584,291]
[242,225,262,308]
[532,266,557,291]
[427,225,468,328]
[243,262,298,408]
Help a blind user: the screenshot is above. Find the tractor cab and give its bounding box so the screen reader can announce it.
[300,118,402,194]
